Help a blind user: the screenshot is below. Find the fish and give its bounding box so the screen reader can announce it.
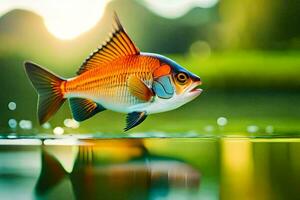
[24,13,202,131]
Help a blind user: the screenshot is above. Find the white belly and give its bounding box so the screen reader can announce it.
[93,95,186,115]
[67,93,191,115]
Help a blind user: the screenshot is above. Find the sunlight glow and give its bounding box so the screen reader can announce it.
[0,0,111,40]
[0,0,217,39]
[139,0,218,18]
[42,0,110,40]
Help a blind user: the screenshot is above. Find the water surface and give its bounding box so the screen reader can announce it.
[0,136,299,200]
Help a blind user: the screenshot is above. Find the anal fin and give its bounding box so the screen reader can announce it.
[125,111,147,131]
[69,98,106,122]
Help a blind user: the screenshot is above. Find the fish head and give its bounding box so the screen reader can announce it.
[146,53,203,112]
[170,64,202,103]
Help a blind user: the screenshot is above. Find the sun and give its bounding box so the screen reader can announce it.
[42,0,110,40]
[42,1,110,40]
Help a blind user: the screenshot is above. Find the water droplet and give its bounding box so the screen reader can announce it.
[8,119,17,129]
[247,125,259,133]
[64,118,80,129]
[204,125,214,132]
[217,117,228,126]
[190,40,211,59]
[53,127,64,135]
[265,125,274,134]
[42,122,51,129]
[19,120,32,130]
[8,102,16,111]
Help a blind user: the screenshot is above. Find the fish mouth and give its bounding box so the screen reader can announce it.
[189,81,203,94]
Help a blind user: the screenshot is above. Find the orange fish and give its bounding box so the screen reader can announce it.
[24,14,202,131]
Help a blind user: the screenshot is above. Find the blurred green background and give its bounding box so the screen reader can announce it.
[0,1,300,199]
[0,0,299,135]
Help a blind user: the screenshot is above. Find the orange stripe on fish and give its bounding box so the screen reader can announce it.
[153,64,171,78]
[60,81,67,96]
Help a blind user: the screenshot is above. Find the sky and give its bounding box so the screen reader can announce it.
[0,0,218,40]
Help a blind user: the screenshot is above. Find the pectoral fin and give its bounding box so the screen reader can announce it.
[69,98,106,122]
[128,76,153,102]
[124,111,147,131]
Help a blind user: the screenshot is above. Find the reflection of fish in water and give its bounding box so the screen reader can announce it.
[24,13,202,131]
[36,140,200,200]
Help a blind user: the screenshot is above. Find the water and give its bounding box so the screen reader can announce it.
[0,136,299,200]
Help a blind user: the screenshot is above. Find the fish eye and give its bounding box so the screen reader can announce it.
[175,72,188,84]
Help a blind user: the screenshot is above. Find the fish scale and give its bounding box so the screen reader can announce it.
[65,55,159,106]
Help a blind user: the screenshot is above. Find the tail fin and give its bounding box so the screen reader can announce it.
[24,61,66,124]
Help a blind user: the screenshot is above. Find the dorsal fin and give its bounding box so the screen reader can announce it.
[77,13,140,75]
